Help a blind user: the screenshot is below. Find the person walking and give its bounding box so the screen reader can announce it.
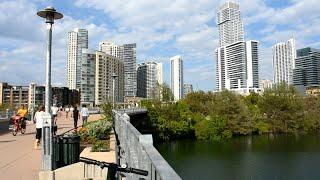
[65,106,70,119]
[51,104,59,135]
[80,105,89,126]
[34,105,45,150]
[70,106,74,118]
[73,106,80,131]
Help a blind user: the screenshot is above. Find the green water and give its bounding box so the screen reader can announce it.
[156,134,320,180]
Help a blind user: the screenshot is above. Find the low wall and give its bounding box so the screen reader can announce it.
[113,109,182,180]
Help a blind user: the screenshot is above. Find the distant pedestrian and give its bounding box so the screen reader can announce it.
[70,106,74,118]
[65,106,70,118]
[34,105,45,150]
[51,104,59,135]
[80,105,89,126]
[73,107,80,131]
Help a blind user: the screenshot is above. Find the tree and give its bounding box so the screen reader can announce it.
[161,83,174,102]
[258,83,304,133]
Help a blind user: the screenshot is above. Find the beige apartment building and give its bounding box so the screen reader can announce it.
[0,82,29,108]
[95,51,124,106]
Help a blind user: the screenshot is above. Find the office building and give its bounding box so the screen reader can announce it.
[293,48,320,94]
[273,38,296,84]
[170,55,183,101]
[183,84,193,97]
[95,51,124,106]
[137,62,163,99]
[215,2,260,94]
[67,28,88,90]
[80,49,96,106]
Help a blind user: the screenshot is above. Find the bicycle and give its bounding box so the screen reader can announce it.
[79,157,148,180]
[9,115,26,136]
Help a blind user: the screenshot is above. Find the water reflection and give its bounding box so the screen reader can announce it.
[156,134,320,180]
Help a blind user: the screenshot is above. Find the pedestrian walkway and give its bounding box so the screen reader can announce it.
[0,112,101,180]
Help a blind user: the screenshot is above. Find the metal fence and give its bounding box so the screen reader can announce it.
[0,110,12,122]
[113,109,182,180]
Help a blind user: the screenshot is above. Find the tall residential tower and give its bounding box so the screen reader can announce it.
[99,42,137,97]
[273,38,296,85]
[215,2,260,94]
[67,28,88,90]
[170,55,183,101]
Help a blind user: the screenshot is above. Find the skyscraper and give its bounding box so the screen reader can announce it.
[217,1,244,47]
[99,42,137,97]
[273,38,296,85]
[137,62,163,99]
[67,28,88,90]
[170,55,183,101]
[215,2,260,94]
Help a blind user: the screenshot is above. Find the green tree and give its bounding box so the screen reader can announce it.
[258,83,304,133]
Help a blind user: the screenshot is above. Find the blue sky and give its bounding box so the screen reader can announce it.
[0,0,319,91]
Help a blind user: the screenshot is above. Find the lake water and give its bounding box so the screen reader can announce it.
[156,134,320,180]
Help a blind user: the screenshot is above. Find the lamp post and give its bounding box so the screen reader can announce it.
[111,73,118,108]
[37,6,63,171]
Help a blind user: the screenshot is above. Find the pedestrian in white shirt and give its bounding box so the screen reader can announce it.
[65,106,70,118]
[51,104,59,135]
[70,106,74,118]
[80,105,89,126]
[34,105,45,150]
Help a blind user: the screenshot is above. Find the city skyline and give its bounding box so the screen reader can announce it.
[0,0,320,91]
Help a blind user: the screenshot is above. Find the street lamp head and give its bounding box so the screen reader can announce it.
[37,6,63,24]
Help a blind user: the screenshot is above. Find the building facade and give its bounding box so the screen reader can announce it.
[0,82,29,107]
[183,83,193,97]
[137,62,163,99]
[215,2,260,94]
[80,49,96,106]
[28,83,45,109]
[170,55,183,101]
[216,41,260,91]
[259,79,273,91]
[99,42,137,97]
[217,1,244,47]
[293,48,320,92]
[94,51,124,106]
[67,28,88,90]
[272,38,296,85]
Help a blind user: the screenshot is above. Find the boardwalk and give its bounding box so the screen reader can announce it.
[0,112,101,180]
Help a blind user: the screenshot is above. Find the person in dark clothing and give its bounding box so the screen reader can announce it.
[73,106,80,131]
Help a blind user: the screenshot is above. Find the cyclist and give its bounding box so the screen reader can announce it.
[17,105,28,127]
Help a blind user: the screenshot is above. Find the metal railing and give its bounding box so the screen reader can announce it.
[0,110,12,122]
[113,109,182,180]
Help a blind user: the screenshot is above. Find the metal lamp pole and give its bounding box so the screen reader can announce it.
[37,6,63,171]
[111,73,118,108]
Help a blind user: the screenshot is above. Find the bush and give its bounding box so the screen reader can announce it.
[91,140,110,152]
[79,119,112,144]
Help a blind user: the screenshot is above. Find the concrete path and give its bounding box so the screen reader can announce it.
[0,112,102,180]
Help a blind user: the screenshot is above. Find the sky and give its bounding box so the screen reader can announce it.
[0,0,319,91]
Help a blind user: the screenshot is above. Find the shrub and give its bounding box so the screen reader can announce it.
[79,119,112,144]
[91,140,110,152]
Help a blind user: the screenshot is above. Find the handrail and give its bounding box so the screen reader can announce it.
[113,109,182,180]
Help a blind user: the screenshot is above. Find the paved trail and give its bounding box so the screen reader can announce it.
[0,112,101,180]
